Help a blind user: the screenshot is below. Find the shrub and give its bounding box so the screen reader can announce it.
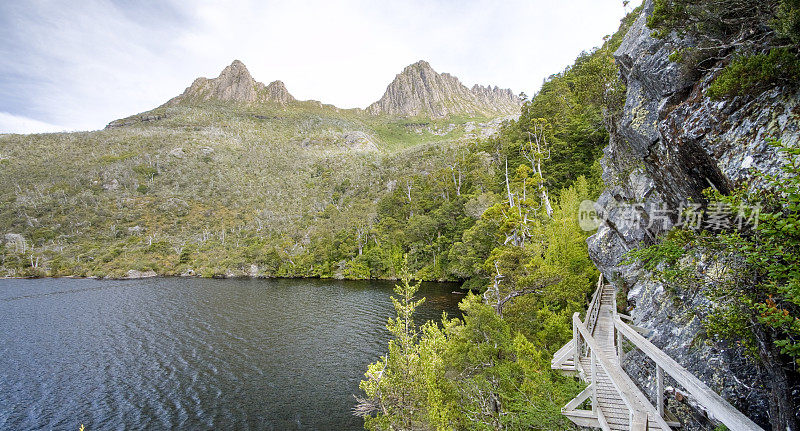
[706,48,800,100]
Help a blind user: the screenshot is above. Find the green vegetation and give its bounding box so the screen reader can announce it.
[626,140,800,426]
[629,141,800,363]
[706,48,800,100]
[0,102,497,279]
[648,0,800,99]
[358,180,597,429]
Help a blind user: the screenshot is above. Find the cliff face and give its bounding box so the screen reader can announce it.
[588,1,800,428]
[367,60,521,118]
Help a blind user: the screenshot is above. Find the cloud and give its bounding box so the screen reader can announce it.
[0,112,68,134]
[0,0,642,133]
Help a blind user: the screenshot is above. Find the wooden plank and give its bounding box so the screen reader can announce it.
[597,398,627,406]
[591,352,598,413]
[614,316,765,431]
[603,410,633,421]
[606,416,632,426]
[605,418,632,431]
[597,387,622,394]
[551,338,574,368]
[574,317,581,365]
[561,409,601,428]
[597,406,613,431]
[600,402,628,411]
[657,365,664,417]
[605,416,633,426]
[598,401,629,410]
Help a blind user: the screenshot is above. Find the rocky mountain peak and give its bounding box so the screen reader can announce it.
[470,84,519,108]
[165,60,295,106]
[366,60,521,118]
[403,60,436,74]
[265,80,295,104]
[217,60,254,85]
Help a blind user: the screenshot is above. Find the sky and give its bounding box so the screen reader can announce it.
[0,0,642,134]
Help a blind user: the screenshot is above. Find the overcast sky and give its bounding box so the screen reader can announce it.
[0,0,641,134]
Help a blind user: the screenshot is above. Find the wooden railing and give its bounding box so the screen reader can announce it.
[612,315,764,431]
[584,275,604,335]
[559,277,765,431]
[572,312,673,431]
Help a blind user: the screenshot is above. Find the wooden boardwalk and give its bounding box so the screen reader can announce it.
[551,278,763,431]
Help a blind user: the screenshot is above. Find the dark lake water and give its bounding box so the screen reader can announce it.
[0,277,463,430]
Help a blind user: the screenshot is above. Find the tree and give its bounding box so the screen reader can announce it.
[357,258,426,430]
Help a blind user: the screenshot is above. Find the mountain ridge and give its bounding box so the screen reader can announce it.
[366,60,521,118]
[148,59,519,120]
[165,60,296,106]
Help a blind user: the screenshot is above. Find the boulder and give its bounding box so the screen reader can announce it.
[124,269,157,279]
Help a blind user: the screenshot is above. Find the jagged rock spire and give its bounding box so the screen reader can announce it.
[166,60,295,106]
[366,60,521,118]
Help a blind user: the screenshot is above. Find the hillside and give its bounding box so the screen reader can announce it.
[0,60,521,279]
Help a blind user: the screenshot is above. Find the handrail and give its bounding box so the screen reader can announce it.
[551,337,574,367]
[574,314,638,416]
[613,316,765,431]
[572,313,672,431]
[585,275,604,335]
[585,285,600,326]
[612,285,625,361]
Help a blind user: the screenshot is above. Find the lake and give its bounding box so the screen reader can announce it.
[0,277,463,430]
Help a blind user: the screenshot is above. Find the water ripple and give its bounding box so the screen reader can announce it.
[0,278,461,430]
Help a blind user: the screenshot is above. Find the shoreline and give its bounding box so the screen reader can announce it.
[0,272,472,288]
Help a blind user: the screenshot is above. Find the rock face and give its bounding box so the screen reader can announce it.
[264,80,294,105]
[124,269,157,279]
[470,84,520,112]
[165,60,296,106]
[110,59,519,128]
[340,131,378,152]
[587,1,800,429]
[367,60,521,118]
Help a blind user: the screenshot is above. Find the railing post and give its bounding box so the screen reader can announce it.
[573,314,581,362]
[591,350,597,413]
[616,325,624,360]
[656,364,664,418]
[631,410,647,431]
